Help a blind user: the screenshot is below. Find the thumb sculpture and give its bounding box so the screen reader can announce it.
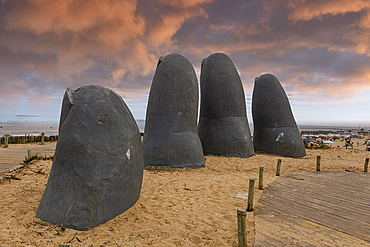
[198,53,255,158]
[143,54,206,168]
[36,85,144,230]
[252,74,306,157]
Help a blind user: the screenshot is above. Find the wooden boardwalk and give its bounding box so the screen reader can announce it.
[0,142,56,174]
[255,171,370,246]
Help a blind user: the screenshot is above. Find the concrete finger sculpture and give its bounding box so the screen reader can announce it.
[252,74,306,157]
[143,54,206,168]
[36,85,143,230]
[198,53,255,157]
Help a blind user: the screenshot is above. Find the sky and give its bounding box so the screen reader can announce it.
[1,0,370,127]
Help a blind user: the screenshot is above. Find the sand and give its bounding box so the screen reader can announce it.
[0,142,57,174]
[0,138,369,246]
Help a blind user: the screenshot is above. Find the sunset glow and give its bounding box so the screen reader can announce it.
[1,0,370,126]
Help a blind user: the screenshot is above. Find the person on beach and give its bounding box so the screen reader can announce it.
[345,138,353,149]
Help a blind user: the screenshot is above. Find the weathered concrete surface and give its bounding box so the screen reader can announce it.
[198,53,254,158]
[36,85,143,230]
[143,54,205,168]
[252,74,306,157]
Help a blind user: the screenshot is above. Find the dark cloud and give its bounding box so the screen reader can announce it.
[1,0,370,119]
[172,0,370,98]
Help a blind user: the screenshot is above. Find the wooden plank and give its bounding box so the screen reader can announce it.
[260,194,370,233]
[290,171,370,189]
[255,209,306,227]
[260,190,370,226]
[258,204,370,240]
[271,173,370,193]
[255,231,300,246]
[267,187,370,208]
[271,177,369,192]
[304,170,370,179]
[268,178,370,205]
[256,214,316,237]
[257,198,370,242]
[260,187,370,227]
[269,179,370,202]
[297,174,370,191]
[264,185,370,215]
[284,171,370,184]
[255,171,370,245]
[271,178,370,205]
[262,192,370,224]
[255,211,370,246]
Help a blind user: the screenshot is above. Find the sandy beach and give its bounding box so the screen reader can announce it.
[0,142,57,174]
[0,138,369,246]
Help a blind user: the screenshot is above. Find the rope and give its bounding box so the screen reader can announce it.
[88,216,237,247]
[238,212,250,236]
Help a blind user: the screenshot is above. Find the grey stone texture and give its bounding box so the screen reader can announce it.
[36,85,143,231]
[143,54,206,168]
[252,74,306,157]
[198,53,255,158]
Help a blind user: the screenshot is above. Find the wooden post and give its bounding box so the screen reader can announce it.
[258,167,264,190]
[41,133,45,145]
[316,155,321,171]
[364,158,369,173]
[28,150,32,160]
[4,135,8,148]
[59,244,73,247]
[237,209,247,247]
[276,159,282,176]
[247,179,255,211]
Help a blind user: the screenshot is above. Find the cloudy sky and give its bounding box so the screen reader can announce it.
[1,0,370,127]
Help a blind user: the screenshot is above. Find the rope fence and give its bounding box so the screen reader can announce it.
[275,156,370,175]
[55,154,370,247]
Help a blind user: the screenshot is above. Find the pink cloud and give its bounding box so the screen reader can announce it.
[1,0,370,117]
[3,0,146,38]
[263,0,370,22]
